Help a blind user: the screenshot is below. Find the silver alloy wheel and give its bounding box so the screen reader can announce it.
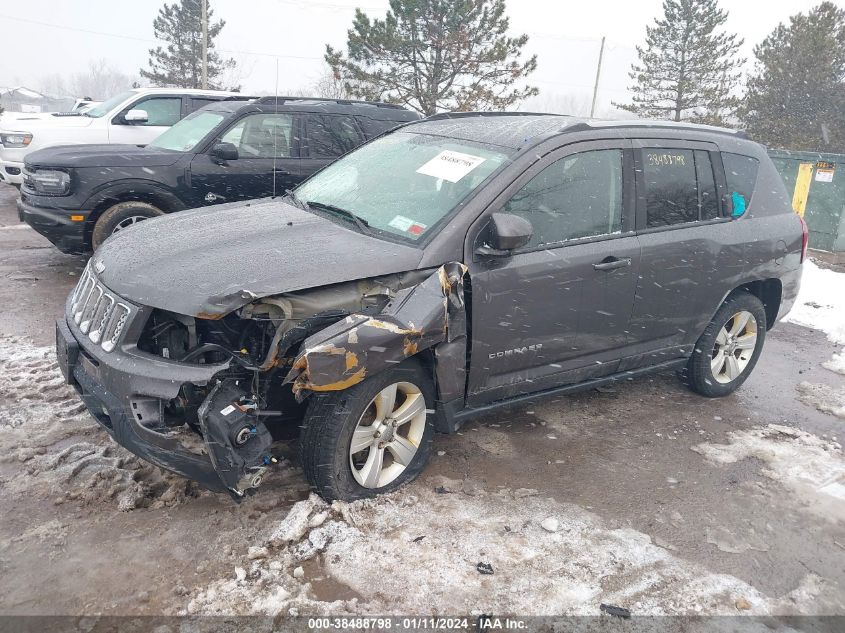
[349,381,427,489]
[711,310,758,384]
[112,215,149,234]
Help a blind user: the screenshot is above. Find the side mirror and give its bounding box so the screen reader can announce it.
[210,142,239,162]
[123,109,149,124]
[475,212,533,257]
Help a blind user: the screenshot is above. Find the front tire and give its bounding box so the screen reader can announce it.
[685,292,767,397]
[300,360,435,502]
[91,201,164,250]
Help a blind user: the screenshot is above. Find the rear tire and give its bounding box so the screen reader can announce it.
[91,201,164,250]
[300,360,435,502]
[685,292,767,398]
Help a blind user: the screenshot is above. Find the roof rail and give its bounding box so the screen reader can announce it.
[253,96,407,110]
[568,119,750,139]
[222,95,259,101]
[424,111,567,121]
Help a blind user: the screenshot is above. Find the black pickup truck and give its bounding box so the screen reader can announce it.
[18,96,419,253]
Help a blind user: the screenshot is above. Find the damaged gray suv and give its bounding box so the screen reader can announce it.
[56,113,807,501]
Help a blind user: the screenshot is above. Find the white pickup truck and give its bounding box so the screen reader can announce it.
[0,87,240,186]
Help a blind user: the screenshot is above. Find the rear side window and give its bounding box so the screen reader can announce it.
[722,153,759,215]
[357,116,405,139]
[306,115,363,158]
[641,149,722,227]
[188,97,222,113]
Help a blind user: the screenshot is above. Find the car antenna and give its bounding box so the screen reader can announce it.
[272,57,279,199]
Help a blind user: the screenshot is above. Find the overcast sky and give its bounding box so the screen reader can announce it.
[0,0,839,115]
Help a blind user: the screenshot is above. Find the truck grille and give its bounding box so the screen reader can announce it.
[70,266,132,353]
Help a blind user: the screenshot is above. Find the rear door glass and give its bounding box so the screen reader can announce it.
[305,115,363,158]
[642,149,698,227]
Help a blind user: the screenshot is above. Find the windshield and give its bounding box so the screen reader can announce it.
[149,110,226,151]
[295,132,510,241]
[83,91,135,118]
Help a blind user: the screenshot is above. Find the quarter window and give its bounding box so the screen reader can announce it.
[130,97,182,126]
[503,149,623,248]
[722,153,759,213]
[221,114,294,158]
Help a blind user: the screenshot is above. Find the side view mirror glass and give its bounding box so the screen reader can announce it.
[211,142,239,162]
[475,212,533,257]
[123,109,149,123]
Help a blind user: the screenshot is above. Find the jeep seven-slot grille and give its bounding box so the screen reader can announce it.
[70,266,131,352]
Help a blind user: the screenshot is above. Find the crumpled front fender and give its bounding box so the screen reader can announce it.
[283,262,468,399]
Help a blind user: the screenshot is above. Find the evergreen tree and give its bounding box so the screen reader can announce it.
[617,0,744,124]
[141,0,237,90]
[325,0,538,116]
[742,2,845,152]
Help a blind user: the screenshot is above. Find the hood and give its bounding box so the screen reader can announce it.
[1,114,94,131]
[94,198,425,316]
[25,144,185,169]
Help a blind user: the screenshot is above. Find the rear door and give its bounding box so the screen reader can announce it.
[624,140,744,368]
[108,94,184,145]
[299,114,365,179]
[465,140,641,405]
[188,112,302,205]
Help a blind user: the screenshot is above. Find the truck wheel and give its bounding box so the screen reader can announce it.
[685,292,767,398]
[92,201,164,249]
[300,360,435,502]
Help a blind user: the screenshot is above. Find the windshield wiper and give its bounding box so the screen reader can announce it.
[305,200,371,234]
[283,188,309,209]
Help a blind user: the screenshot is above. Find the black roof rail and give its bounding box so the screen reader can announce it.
[566,119,750,139]
[221,95,259,101]
[423,111,568,121]
[253,96,407,110]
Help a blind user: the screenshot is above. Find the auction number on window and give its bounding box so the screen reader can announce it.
[646,152,687,167]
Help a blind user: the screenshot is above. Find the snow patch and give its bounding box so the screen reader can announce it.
[188,485,832,616]
[783,260,845,345]
[693,425,845,522]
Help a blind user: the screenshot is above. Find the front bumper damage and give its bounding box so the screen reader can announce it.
[58,262,470,498]
[57,310,274,499]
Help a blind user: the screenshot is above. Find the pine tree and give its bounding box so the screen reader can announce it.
[325,0,538,116]
[617,0,744,124]
[141,0,237,90]
[742,2,845,152]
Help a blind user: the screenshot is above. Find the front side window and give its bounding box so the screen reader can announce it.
[503,149,623,248]
[84,91,135,118]
[220,113,294,158]
[306,115,363,158]
[149,110,226,152]
[295,131,509,241]
[131,97,182,126]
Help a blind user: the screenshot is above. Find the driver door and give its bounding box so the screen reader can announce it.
[108,95,184,145]
[465,140,641,406]
[189,112,302,206]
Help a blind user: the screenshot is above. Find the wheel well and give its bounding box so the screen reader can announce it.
[732,279,782,329]
[86,190,181,245]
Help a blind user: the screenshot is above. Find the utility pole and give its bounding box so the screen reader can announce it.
[201,0,208,89]
[590,36,605,118]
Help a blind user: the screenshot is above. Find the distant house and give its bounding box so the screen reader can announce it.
[0,87,75,113]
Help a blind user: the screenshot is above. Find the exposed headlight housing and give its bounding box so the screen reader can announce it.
[0,132,33,148]
[23,168,71,196]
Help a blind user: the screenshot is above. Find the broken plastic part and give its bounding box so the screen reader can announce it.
[197,379,274,495]
[283,263,468,398]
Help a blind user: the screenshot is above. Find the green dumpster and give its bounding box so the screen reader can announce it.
[768,149,845,252]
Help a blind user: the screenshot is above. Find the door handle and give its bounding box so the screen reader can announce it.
[273,168,291,175]
[592,256,632,271]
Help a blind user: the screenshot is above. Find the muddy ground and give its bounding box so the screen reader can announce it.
[0,184,843,618]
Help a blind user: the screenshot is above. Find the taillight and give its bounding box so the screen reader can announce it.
[799,214,809,263]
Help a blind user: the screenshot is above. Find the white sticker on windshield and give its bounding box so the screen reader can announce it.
[388,215,414,231]
[416,150,486,183]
